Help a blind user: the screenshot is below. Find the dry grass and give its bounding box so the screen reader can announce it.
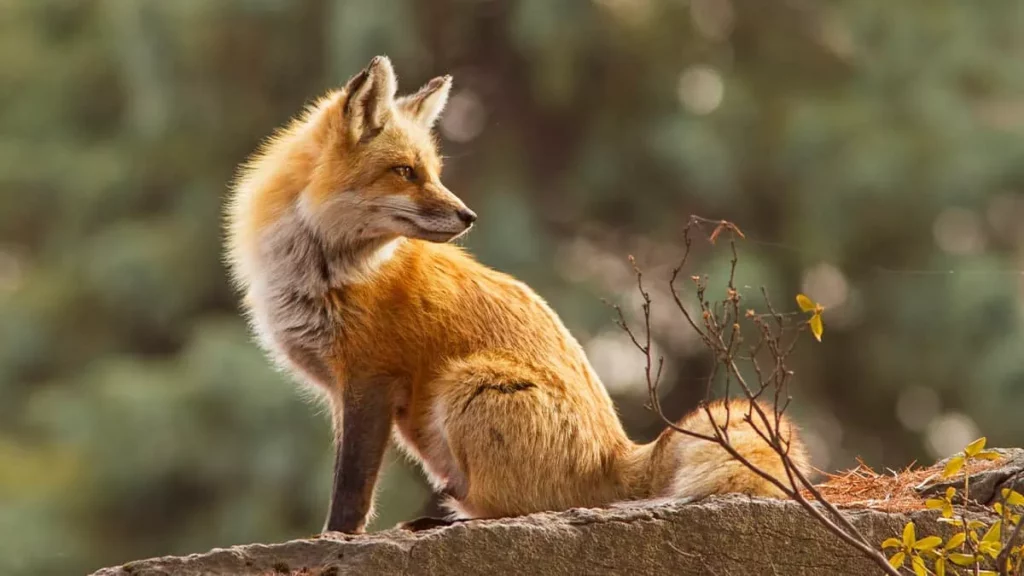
[803,458,1004,513]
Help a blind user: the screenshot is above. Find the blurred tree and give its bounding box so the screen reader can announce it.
[1,0,1022,574]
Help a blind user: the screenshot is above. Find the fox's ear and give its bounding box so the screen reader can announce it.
[397,75,452,128]
[341,55,397,143]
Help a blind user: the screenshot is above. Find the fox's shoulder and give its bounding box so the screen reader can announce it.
[355,239,524,304]
[380,239,482,283]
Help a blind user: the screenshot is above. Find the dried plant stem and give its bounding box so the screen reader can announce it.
[612,216,901,576]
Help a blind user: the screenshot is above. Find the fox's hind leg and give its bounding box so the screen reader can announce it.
[421,352,621,519]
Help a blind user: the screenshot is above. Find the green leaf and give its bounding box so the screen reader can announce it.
[943,456,965,478]
[964,437,986,457]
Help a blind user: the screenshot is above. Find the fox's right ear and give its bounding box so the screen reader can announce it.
[397,75,452,128]
[340,56,397,144]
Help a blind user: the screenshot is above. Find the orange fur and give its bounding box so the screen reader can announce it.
[225,56,811,529]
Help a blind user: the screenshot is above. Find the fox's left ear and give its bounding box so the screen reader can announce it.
[341,56,398,144]
[397,75,452,128]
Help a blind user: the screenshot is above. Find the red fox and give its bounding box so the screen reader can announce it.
[226,56,809,534]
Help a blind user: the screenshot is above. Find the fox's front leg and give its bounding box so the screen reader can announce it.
[322,379,394,534]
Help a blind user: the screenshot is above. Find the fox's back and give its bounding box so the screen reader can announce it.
[338,240,607,400]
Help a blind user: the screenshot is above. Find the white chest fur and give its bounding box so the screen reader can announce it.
[244,210,401,387]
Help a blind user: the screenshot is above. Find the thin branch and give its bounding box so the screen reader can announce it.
[997,513,1023,576]
[609,216,902,576]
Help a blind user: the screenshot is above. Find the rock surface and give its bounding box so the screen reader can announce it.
[917,447,1024,504]
[92,448,1024,576]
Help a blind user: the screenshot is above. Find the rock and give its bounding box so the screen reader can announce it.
[916,447,1024,505]
[91,448,1024,576]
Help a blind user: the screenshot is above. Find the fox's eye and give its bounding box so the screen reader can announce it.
[392,165,416,181]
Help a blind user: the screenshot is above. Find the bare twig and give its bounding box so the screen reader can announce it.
[997,506,1024,575]
[610,216,902,576]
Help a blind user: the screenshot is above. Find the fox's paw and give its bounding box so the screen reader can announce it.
[396,516,464,532]
[314,529,364,540]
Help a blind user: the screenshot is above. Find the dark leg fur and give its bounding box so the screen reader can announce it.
[323,381,394,533]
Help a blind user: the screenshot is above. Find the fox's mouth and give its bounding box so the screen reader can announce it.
[393,215,469,243]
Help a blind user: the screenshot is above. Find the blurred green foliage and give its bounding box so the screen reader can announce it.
[1,0,1023,574]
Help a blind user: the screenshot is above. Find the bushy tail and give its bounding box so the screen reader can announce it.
[643,399,811,500]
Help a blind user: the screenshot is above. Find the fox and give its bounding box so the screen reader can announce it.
[225,55,810,534]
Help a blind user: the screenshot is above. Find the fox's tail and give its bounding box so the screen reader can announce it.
[636,399,811,501]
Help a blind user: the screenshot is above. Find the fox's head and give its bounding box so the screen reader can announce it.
[302,56,475,247]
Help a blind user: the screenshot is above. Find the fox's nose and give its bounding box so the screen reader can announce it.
[456,208,477,226]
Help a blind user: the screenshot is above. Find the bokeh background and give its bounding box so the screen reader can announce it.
[2,0,1024,574]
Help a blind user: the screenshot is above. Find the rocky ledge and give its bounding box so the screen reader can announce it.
[92,448,1024,576]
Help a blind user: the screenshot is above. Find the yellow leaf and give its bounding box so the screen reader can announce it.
[995,502,1004,515]
[979,540,1002,558]
[977,571,998,576]
[943,456,965,478]
[975,450,1002,461]
[809,313,824,342]
[903,522,917,547]
[911,555,927,576]
[949,553,977,566]
[935,556,946,576]
[913,536,942,551]
[927,496,955,517]
[796,294,815,312]
[945,532,966,550]
[982,520,1001,543]
[888,551,906,569]
[882,537,903,549]
[965,437,986,457]
[1006,490,1024,507]
[945,487,956,500]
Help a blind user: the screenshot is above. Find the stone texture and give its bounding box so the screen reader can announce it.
[92,448,1024,576]
[917,447,1024,505]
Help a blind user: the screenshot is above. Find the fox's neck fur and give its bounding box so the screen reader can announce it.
[229,95,408,386]
[229,93,376,289]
